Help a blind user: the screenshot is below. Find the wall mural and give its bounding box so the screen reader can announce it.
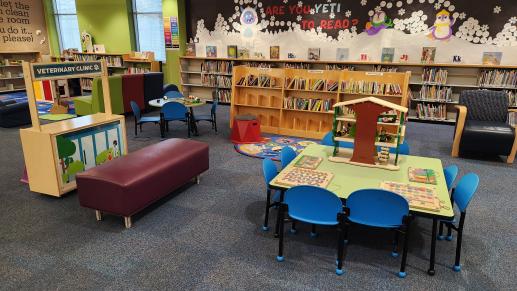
[186,0,517,64]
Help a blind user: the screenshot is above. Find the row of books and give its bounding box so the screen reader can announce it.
[215,89,231,103]
[509,112,516,126]
[284,78,339,91]
[325,64,355,71]
[202,74,232,88]
[284,63,310,69]
[80,78,93,90]
[416,85,453,102]
[373,65,398,72]
[422,68,448,84]
[283,96,334,112]
[243,62,273,68]
[200,61,233,74]
[125,67,150,74]
[236,74,278,87]
[508,90,517,107]
[478,70,517,88]
[73,54,123,67]
[341,80,402,96]
[416,103,448,120]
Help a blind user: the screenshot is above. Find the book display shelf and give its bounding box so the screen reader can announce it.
[0,51,41,93]
[230,66,411,139]
[122,51,161,74]
[180,56,517,124]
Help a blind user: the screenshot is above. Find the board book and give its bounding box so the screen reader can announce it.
[380,181,441,212]
[408,167,437,185]
[274,167,333,188]
[294,155,323,170]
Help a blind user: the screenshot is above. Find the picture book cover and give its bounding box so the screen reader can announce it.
[227,45,237,58]
[270,46,280,59]
[408,167,437,185]
[186,43,196,57]
[482,52,502,65]
[336,48,349,61]
[238,48,250,59]
[308,48,321,61]
[206,45,217,57]
[421,47,436,63]
[381,48,395,63]
[294,155,323,170]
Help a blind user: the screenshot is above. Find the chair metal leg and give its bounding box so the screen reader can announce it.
[310,224,317,237]
[276,204,286,262]
[95,210,102,221]
[446,224,453,241]
[454,213,466,272]
[134,120,138,136]
[124,216,132,229]
[399,216,412,278]
[140,124,143,132]
[336,213,345,275]
[438,222,445,240]
[392,230,400,257]
[290,220,297,234]
[262,189,271,231]
[214,117,218,132]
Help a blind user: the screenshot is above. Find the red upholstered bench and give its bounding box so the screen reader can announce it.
[76,138,209,228]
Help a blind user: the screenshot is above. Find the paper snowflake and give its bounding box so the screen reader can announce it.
[398,9,406,15]
[434,3,441,10]
[375,6,382,12]
[481,24,489,31]
[298,1,303,7]
[510,17,517,24]
[458,12,466,19]
[270,15,275,21]
[329,12,336,19]
[310,8,315,14]
[317,26,322,33]
[361,0,367,6]
[493,6,501,14]
[296,15,302,21]
[345,10,351,17]
[351,26,357,33]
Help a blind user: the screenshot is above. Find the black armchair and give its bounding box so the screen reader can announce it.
[0,100,31,128]
[452,90,517,163]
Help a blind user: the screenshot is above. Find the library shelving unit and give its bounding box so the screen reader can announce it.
[230,66,410,139]
[123,51,161,74]
[0,51,41,94]
[73,52,126,91]
[180,56,517,124]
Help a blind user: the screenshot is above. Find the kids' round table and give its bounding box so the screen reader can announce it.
[148,97,206,136]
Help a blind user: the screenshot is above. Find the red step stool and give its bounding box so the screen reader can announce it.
[231,115,263,144]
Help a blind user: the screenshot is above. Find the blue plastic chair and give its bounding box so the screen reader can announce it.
[280,146,297,169]
[443,165,459,191]
[194,101,218,133]
[262,158,282,231]
[163,83,180,94]
[436,173,479,272]
[276,186,346,275]
[160,102,190,138]
[130,101,160,136]
[345,189,411,278]
[164,90,184,99]
[322,131,410,155]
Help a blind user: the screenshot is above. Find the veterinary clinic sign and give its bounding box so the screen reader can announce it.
[32,62,102,80]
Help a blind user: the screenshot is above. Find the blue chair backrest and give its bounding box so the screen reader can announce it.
[280,146,297,168]
[453,173,479,212]
[262,158,277,187]
[346,189,409,228]
[161,102,187,120]
[284,185,343,225]
[163,83,179,93]
[322,131,354,148]
[130,101,141,121]
[164,90,183,99]
[443,164,459,191]
[397,140,410,155]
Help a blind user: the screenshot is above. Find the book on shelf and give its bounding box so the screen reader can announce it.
[478,69,517,88]
[186,43,196,56]
[206,46,217,57]
[284,96,334,112]
[80,78,93,90]
[336,48,349,61]
[227,45,237,58]
[125,67,151,74]
[201,74,232,88]
[381,48,395,63]
[341,80,402,96]
[417,85,452,102]
[238,48,250,59]
[246,74,259,86]
[482,52,502,66]
[325,64,355,71]
[416,103,447,120]
[310,79,325,91]
[285,77,307,90]
[284,62,310,69]
[200,61,233,74]
[326,80,339,91]
[421,47,436,64]
[422,68,448,85]
[215,89,231,103]
[244,62,272,68]
[507,90,517,107]
[509,112,516,126]
[373,65,398,72]
[258,74,277,87]
[308,48,321,61]
[270,46,280,59]
[73,53,123,67]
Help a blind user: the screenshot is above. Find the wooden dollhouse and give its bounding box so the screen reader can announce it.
[328,97,408,170]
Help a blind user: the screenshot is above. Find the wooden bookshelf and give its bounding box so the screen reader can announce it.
[181,56,517,123]
[0,51,41,93]
[230,66,410,139]
[123,51,160,74]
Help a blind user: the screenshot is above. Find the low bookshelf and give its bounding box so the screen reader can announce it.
[0,51,41,93]
[230,66,411,139]
[73,52,126,91]
[181,56,517,124]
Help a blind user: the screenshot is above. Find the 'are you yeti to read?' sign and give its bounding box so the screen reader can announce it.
[32,62,102,80]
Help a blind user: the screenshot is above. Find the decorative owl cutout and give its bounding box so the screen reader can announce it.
[365,10,394,36]
[428,9,456,40]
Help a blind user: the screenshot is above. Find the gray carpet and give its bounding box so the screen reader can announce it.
[0,105,515,290]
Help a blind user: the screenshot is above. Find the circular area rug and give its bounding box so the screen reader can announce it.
[234,135,320,161]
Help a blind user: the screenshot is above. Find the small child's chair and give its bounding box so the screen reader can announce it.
[261,158,281,231]
[280,146,297,169]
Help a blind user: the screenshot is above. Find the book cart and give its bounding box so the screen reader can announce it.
[19,60,127,197]
[230,66,410,139]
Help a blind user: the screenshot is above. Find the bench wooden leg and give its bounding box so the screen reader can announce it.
[196,175,200,185]
[124,216,132,228]
[95,210,102,221]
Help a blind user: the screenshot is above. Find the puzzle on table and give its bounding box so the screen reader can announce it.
[380,181,441,212]
[294,155,323,170]
[274,167,333,188]
[408,167,437,185]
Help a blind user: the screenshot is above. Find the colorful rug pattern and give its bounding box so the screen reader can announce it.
[0,92,76,115]
[234,135,320,161]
